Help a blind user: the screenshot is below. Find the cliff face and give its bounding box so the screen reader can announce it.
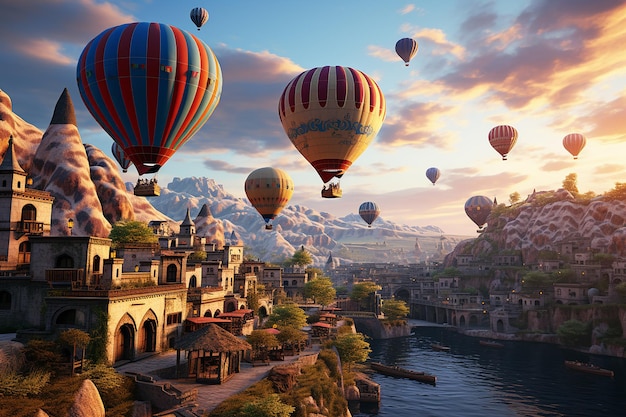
[446,189,626,265]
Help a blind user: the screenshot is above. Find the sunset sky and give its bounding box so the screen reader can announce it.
[2,0,626,236]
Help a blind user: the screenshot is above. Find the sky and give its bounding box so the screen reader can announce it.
[2,0,626,236]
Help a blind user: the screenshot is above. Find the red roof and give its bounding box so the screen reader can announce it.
[260,328,281,334]
[186,317,231,324]
[312,322,332,328]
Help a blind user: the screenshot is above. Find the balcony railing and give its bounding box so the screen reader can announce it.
[46,269,84,286]
[16,221,44,235]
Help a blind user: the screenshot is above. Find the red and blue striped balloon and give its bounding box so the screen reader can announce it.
[77,22,222,175]
[359,201,381,227]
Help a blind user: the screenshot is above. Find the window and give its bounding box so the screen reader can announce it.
[283,280,288,287]
[0,291,11,310]
[18,241,30,264]
[21,204,36,221]
[93,255,101,272]
[166,264,177,282]
[292,280,297,286]
[55,254,74,268]
[166,312,182,325]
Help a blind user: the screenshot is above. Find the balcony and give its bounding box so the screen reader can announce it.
[46,269,84,287]
[16,220,44,235]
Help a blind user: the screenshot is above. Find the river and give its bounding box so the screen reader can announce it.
[354,326,626,417]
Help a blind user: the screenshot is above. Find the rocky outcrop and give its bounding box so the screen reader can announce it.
[67,379,105,417]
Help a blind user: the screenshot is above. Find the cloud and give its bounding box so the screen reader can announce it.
[579,93,626,142]
[399,4,416,15]
[593,163,625,176]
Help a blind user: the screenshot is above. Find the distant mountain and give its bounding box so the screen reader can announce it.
[0,88,454,266]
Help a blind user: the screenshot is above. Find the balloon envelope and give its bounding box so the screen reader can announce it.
[426,167,440,185]
[278,66,386,184]
[395,38,418,66]
[464,195,493,230]
[190,7,209,30]
[111,142,132,172]
[488,125,518,160]
[244,167,294,227]
[359,201,381,227]
[77,22,222,175]
[563,133,586,159]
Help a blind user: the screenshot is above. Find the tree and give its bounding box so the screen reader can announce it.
[238,394,295,417]
[246,330,280,361]
[304,277,336,307]
[265,303,307,329]
[381,299,409,321]
[286,247,312,268]
[58,328,90,376]
[509,191,521,205]
[350,282,381,311]
[332,332,371,372]
[108,220,157,248]
[562,173,578,194]
[275,325,308,352]
[557,319,591,347]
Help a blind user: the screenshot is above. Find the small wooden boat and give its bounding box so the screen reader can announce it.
[479,340,504,348]
[431,343,451,352]
[564,360,614,377]
[369,362,436,385]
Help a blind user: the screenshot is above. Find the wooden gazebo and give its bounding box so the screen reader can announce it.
[174,323,252,384]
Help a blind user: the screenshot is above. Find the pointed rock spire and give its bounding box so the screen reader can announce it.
[0,135,26,174]
[50,88,77,126]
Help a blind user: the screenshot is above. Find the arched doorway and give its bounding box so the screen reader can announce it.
[139,320,157,354]
[497,319,505,333]
[116,324,135,362]
[459,315,466,327]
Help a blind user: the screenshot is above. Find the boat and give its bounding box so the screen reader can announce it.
[369,362,437,385]
[564,360,614,377]
[479,340,504,348]
[431,343,451,352]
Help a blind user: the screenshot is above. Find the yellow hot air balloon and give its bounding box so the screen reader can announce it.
[244,167,294,230]
[278,66,386,198]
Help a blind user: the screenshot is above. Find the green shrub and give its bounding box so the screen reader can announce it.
[0,369,51,397]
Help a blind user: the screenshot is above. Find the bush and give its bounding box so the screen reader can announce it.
[0,369,51,397]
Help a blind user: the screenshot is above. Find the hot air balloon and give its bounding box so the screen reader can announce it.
[76,22,222,196]
[359,201,380,227]
[488,125,518,160]
[244,167,294,230]
[278,66,386,198]
[111,142,132,173]
[190,7,209,30]
[563,133,586,159]
[395,38,418,66]
[464,195,493,233]
[426,167,440,186]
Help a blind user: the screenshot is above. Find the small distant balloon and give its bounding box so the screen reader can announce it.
[244,167,294,230]
[464,195,493,232]
[359,201,381,227]
[488,125,518,160]
[426,167,440,186]
[395,38,418,66]
[563,133,586,159]
[190,7,209,30]
[111,143,132,173]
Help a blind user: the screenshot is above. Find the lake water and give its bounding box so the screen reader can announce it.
[354,327,626,417]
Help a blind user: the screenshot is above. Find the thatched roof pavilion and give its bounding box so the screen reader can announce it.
[174,323,252,384]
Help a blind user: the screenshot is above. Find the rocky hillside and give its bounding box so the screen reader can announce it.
[445,188,626,266]
[1,88,451,266]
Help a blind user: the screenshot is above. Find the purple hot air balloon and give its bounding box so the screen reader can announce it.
[426,167,440,186]
[111,142,132,173]
[464,196,494,232]
[395,38,418,66]
[76,22,222,176]
[359,201,381,227]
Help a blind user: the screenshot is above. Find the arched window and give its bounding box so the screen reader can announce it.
[204,309,212,317]
[56,309,77,325]
[0,291,11,310]
[166,264,177,282]
[93,255,101,272]
[292,280,297,286]
[189,275,197,288]
[55,254,74,268]
[21,204,36,221]
[18,241,30,264]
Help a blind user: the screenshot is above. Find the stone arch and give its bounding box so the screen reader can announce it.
[459,315,466,327]
[258,305,268,318]
[166,264,177,282]
[189,275,197,288]
[138,310,158,355]
[54,307,86,327]
[93,255,101,272]
[204,309,212,317]
[497,319,505,333]
[394,288,410,303]
[21,204,37,221]
[214,309,221,318]
[224,300,237,313]
[114,313,137,362]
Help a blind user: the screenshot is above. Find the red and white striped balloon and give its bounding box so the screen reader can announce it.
[488,125,518,160]
[563,133,586,159]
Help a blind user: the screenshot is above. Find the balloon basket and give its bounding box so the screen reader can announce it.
[265,224,273,231]
[134,179,161,197]
[321,185,342,198]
